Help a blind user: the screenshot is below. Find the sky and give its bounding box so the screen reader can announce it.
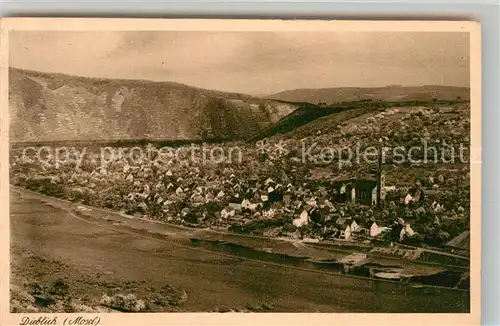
[10,31,470,95]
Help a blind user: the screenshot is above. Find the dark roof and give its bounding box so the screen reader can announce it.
[408,187,422,196]
[421,188,440,196]
[335,217,355,228]
[445,231,470,250]
[331,172,377,181]
[354,179,378,188]
[332,178,377,187]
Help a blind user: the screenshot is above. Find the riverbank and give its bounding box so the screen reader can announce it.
[11,186,469,287]
[10,187,470,313]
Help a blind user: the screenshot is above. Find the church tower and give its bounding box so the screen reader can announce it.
[376,148,385,208]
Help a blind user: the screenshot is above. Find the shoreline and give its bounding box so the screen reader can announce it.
[10,185,470,287]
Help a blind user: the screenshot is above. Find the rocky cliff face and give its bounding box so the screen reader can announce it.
[9,68,297,142]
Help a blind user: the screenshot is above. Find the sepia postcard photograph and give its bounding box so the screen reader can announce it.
[0,18,481,326]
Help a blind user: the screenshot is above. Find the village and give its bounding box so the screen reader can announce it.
[10,105,470,253]
[5,26,478,317]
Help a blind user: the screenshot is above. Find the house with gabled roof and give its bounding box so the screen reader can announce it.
[335,217,354,240]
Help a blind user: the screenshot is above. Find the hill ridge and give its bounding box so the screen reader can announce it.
[8,68,299,142]
[267,85,470,104]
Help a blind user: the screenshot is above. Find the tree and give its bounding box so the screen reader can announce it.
[297,225,309,239]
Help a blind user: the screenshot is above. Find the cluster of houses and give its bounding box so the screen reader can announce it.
[11,140,432,246]
[290,203,415,242]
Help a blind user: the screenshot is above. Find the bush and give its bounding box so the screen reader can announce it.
[100,294,147,312]
[48,279,70,298]
[147,202,164,218]
[202,202,225,215]
[257,152,269,162]
[232,218,287,234]
[25,178,66,198]
[68,188,94,204]
[149,285,188,307]
[280,223,296,233]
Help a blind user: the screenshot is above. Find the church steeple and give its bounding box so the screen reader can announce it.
[376,146,385,209]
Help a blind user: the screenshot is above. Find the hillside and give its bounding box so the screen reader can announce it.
[10,102,471,250]
[265,102,470,188]
[9,68,298,142]
[266,86,470,104]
